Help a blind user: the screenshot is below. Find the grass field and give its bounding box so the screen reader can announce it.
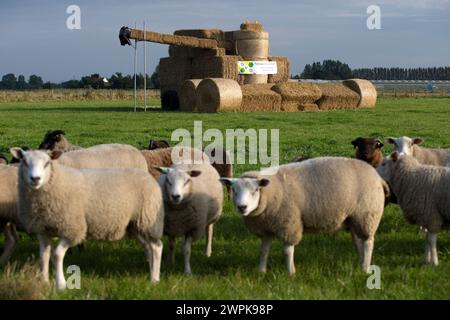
[0,96,449,299]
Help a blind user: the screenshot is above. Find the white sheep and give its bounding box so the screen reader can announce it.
[156,162,223,275]
[56,143,148,170]
[386,136,450,166]
[0,164,20,265]
[221,157,388,274]
[11,148,165,290]
[377,152,450,266]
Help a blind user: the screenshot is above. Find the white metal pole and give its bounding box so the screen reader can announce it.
[144,21,147,112]
[134,22,137,112]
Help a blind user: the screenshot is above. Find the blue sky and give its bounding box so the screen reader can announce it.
[1,0,449,82]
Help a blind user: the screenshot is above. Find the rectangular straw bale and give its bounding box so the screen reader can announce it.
[240,84,281,112]
[191,55,244,84]
[169,46,226,59]
[174,29,225,40]
[316,83,360,110]
[268,56,290,83]
[159,57,192,87]
[272,82,322,103]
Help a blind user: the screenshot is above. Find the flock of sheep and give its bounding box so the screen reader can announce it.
[0,130,449,290]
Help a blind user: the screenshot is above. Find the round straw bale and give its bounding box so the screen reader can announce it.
[179,79,202,112]
[342,79,377,108]
[299,103,319,112]
[196,78,242,113]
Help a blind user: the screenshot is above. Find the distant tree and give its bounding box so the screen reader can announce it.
[150,64,160,89]
[16,75,28,90]
[61,79,82,89]
[1,73,17,90]
[300,60,352,80]
[28,75,43,89]
[43,82,59,89]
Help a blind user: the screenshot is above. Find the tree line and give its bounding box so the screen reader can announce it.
[0,67,160,90]
[296,60,450,81]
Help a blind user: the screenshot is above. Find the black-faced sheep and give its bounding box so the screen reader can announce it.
[39,130,82,152]
[351,137,384,167]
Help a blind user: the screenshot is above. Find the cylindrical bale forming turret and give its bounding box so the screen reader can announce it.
[196,78,243,113]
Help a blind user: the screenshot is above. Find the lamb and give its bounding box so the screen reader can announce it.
[0,164,20,265]
[377,152,450,266]
[386,136,450,166]
[141,146,210,180]
[221,157,388,274]
[11,148,164,290]
[156,162,223,275]
[351,137,384,167]
[146,140,233,196]
[39,130,82,152]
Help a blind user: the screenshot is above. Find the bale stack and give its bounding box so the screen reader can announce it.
[272,82,322,112]
[342,79,377,108]
[196,78,243,113]
[191,55,245,84]
[240,84,282,112]
[268,56,290,84]
[179,79,202,112]
[316,83,360,110]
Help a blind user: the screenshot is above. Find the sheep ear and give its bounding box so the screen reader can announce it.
[412,137,423,145]
[219,178,236,187]
[50,150,63,160]
[351,138,361,148]
[390,151,399,162]
[258,178,270,188]
[148,140,157,150]
[385,137,395,144]
[375,139,384,148]
[10,148,25,160]
[188,170,202,178]
[154,166,170,174]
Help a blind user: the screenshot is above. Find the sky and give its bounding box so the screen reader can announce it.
[1,0,449,82]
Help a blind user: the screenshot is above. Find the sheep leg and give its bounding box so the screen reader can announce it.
[361,237,374,273]
[148,239,163,283]
[183,235,193,275]
[205,224,214,258]
[350,230,364,265]
[0,223,18,265]
[424,238,432,264]
[426,232,438,266]
[283,243,296,276]
[167,236,176,264]
[259,237,272,273]
[52,238,71,291]
[37,234,52,282]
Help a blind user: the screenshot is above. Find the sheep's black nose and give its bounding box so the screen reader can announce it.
[238,205,247,212]
[31,176,41,183]
[172,194,181,201]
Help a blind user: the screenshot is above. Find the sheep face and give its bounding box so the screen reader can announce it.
[39,130,66,150]
[10,149,53,190]
[385,136,423,156]
[157,167,201,205]
[377,151,418,182]
[351,137,383,166]
[220,177,270,217]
